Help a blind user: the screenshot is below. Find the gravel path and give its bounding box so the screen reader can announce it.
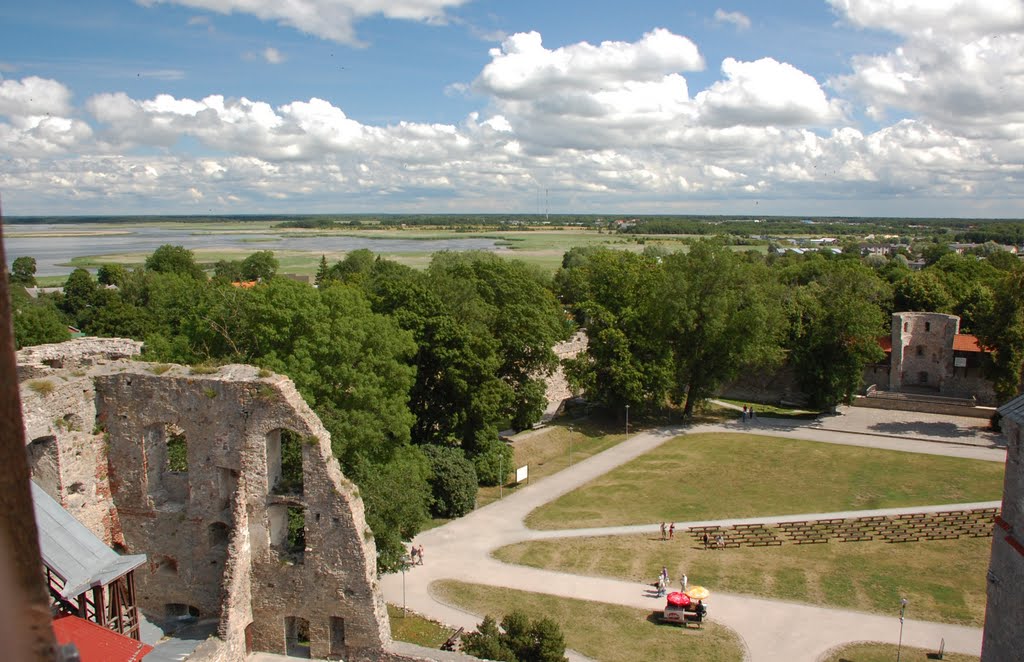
[382,414,1004,661]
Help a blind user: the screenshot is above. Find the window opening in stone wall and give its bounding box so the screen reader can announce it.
[166,426,187,472]
[925,321,931,331]
[165,603,200,621]
[270,429,304,495]
[903,321,908,331]
[329,617,346,658]
[217,467,238,512]
[285,616,311,658]
[918,371,929,384]
[145,423,189,506]
[916,345,924,356]
[27,435,60,500]
[269,505,306,564]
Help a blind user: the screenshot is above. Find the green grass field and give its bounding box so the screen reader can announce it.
[822,642,978,662]
[524,432,1004,530]
[432,580,745,662]
[494,533,990,626]
[386,604,456,649]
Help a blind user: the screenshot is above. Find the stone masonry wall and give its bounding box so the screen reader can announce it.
[890,312,959,393]
[981,400,1024,661]
[17,339,442,661]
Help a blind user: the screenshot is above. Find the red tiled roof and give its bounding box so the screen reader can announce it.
[52,615,153,662]
[231,280,258,288]
[877,335,892,352]
[954,334,986,353]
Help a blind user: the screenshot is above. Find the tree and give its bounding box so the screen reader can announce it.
[660,242,786,418]
[975,269,1024,402]
[314,255,329,287]
[785,260,890,409]
[462,611,567,662]
[97,263,128,287]
[212,259,243,282]
[10,287,69,348]
[241,250,279,281]
[145,244,206,279]
[11,256,36,287]
[60,268,100,325]
[557,248,671,414]
[421,445,477,518]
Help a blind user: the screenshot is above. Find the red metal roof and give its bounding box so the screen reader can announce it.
[52,615,153,662]
[953,334,985,353]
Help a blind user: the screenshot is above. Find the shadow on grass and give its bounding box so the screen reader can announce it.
[868,420,1000,442]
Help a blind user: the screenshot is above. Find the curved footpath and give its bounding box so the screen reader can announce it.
[382,415,1005,662]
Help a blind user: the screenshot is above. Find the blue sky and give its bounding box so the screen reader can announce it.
[1,1,1021,217]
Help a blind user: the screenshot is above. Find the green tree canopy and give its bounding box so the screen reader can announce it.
[11,256,37,287]
[659,242,786,417]
[241,250,279,281]
[145,244,206,279]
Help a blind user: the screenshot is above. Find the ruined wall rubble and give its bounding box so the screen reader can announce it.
[18,339,450,661]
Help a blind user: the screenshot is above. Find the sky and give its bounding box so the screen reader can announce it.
[0,0,1022,218]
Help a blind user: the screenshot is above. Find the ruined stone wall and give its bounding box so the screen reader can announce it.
[541,331,588,421]
[981,399,1024,661]
[17,340,440,661]
[890,312,959,393]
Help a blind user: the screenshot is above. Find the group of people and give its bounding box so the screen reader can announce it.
[741,405,757,423]
[656,566,688,597]
[409,544,425,565]
[659,522,675,539]
[701,532,726,549]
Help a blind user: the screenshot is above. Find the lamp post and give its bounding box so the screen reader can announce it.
[625,404,630,437]
[896,597,908,662]
[400,554,411,617]
[568,426,573,466]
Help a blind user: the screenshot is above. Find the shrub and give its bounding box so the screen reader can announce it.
[27,379,55,396]
[422,445,477,518]
[471,433,514,487]
[462,610,567,662]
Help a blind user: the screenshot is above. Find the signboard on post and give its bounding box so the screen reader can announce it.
[516,465,529,484]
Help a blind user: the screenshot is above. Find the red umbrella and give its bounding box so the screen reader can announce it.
[666,591,691,607]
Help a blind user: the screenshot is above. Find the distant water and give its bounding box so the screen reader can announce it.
[4,224,503,276]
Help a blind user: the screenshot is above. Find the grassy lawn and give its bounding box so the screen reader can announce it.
[494,534,990,626]
[525,432,1004,530]
[474,421,629,510]
[716,398,821,419]
[386,604,456,649]
[432,580,745,662]
[822,642,978,661]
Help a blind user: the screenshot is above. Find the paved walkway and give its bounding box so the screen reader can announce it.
[381,415,1005,662]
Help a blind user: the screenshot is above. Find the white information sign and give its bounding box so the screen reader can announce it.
[954,357,967,368]
[516,465,529,484]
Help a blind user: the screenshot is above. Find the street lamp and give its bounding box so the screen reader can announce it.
[625,404,630,437]
[567,426,573,466]
[400,554,412,617]
[896,597,908,661]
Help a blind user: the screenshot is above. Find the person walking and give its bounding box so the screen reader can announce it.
[669,522,675,539]
[660,522,666,540]
[417,545,425,565]
[742,405,748,423]
[680,573,688,592]
[702,532,709,549]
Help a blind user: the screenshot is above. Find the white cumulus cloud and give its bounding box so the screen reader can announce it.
[137,0,471,45]
[697,57,844,127]
[714,9,751,31]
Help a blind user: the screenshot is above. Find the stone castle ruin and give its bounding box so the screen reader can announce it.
[18,338,425,661]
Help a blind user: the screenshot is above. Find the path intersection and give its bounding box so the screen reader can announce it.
[381,409,1004,662]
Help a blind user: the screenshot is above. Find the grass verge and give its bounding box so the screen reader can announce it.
[494,534,990,626]
[386,604,455,649]
[822,641,977,661]
[432,580,745,662]
[525,432,1003,530]
[472,421,629,510]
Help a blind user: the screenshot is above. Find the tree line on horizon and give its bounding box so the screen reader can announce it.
[9,240,1024,570]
